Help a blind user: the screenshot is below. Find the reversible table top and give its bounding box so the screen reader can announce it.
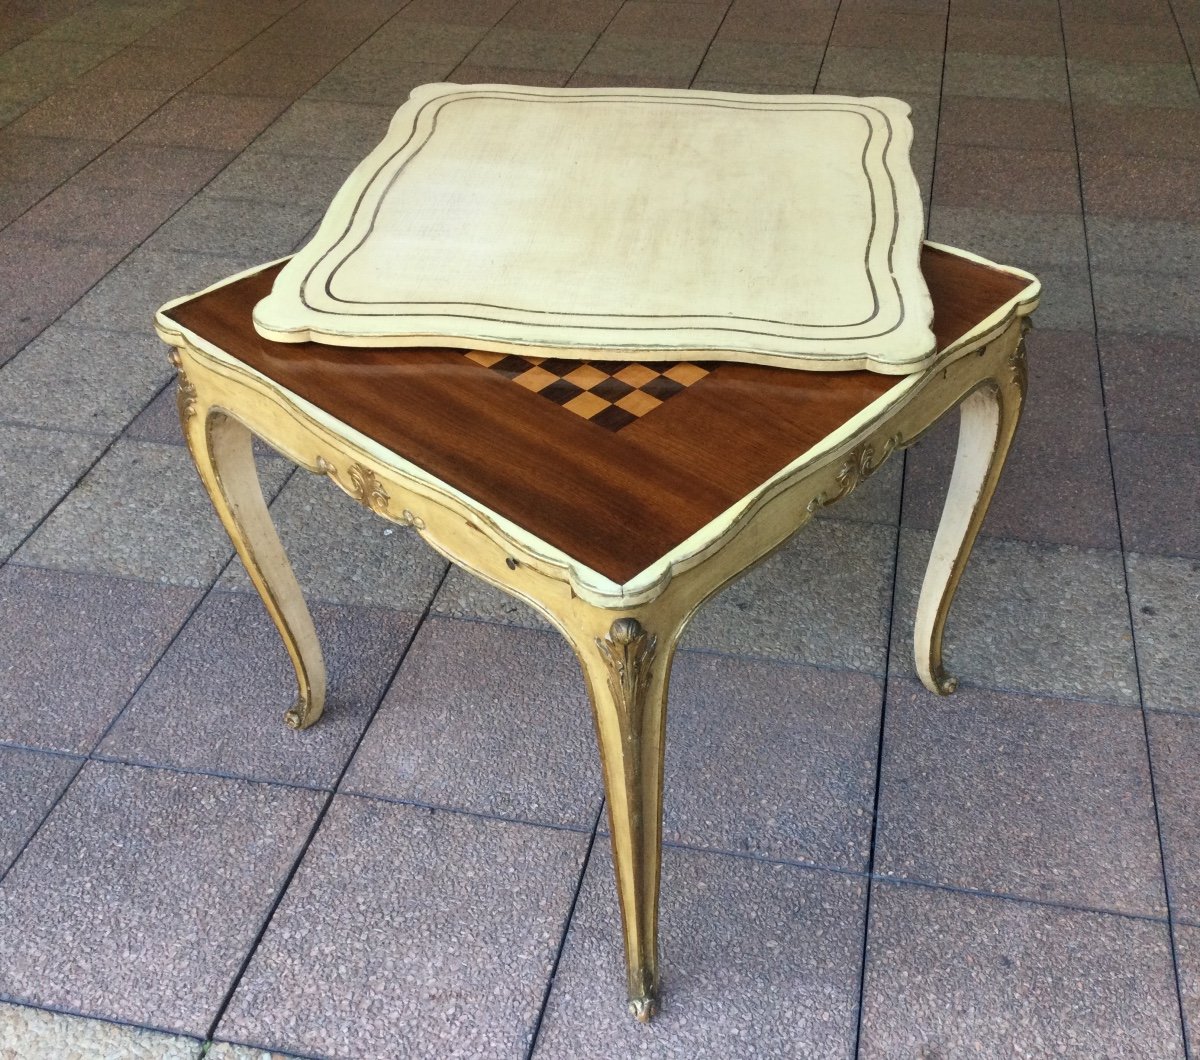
[167,246,1032,584]
[252,83,937,374]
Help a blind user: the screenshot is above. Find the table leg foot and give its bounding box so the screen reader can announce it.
[628,994,659,1022]
[914,325,1026,695]
[179,389,327,729]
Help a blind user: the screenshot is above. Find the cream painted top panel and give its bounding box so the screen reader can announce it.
[253,83,936,374]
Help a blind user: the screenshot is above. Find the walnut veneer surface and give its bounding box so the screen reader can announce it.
[167,245,1031,583]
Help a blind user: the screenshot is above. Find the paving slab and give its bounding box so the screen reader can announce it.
[934,144,1080,215]
[815,46,944,95]
[217,795,587,1059]
[1068,58,1200,108]
[830,9,946,51]
[77,45,226,94]
[1082,153,1200,222]
[78,142,236,197]
[889,531,1139,705]
[1175,924,1200,1055]
[1146,712,1200,925]
[251,99,396,158]
[466,27,597,69]
[191,42,343,99]
[343,617,599,828]
[202,149,359,207]
[660,652,881,871]
[0,748,80,877]
[859,882,1184,1057]
[430,565,554,630]
[0,761,324,1037]
[574,35,708,80]
[59,246,262,334]
[126,93,292,152]
[947,14,1063,56]
[7,175,185,250]
[0,38,119,85]
[1111,431,1200,558]
[942,52,1069,100]
[1074,102,1200,158]
[1093,270,1200,336]
[682,518,896,673]
[696,40,824,87]
[876,680,1165,916]
[450,63,571,86]
[0,234,125,363]
[1086,216,1200,274]
[1102,334,1200,437]
[0,325,173,438]
[304,57,452,105]
[928,205,1087,266]
[220,471,448,610]
[0,1003,203,1060]
[353,21,489,64]
[100,591,419,788]
[1064,19,1187,61]
[0,424,107,560]
[14,439,293,588]
[143,195,324,259]
[0,566,200,753]
[500,0,621,34]
[533,846,866,1059]
[6,85,171,143]
[1128,552,1200,715]
[0,132,107,186]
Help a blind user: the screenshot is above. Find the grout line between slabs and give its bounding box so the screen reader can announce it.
[202,561,451,1043]
[0,996,207,1053]
[852,3,951,1053]
[686,0,736,89]
[524,798,606,1057]
[1165,0,1200,96]
[1056,4,1192,1056]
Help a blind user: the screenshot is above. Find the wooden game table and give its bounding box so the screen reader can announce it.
[155,83,1039,1022]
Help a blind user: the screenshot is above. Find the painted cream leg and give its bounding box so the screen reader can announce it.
[570,615,677,1022]
[179,379,327,729]
[914,330,1027,694]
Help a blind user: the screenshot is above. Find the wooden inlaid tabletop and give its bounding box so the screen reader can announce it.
[167,245,1032,584]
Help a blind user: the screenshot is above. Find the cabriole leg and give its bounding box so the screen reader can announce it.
[571,615,677,1021]
[914,327,1027,694]
[178,370,327,729]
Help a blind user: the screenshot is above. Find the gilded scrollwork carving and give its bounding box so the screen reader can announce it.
[167,348,197,419]
[348,463,390,515]
[284,692,314,730]
[314,455,426,528]
[806,434,901,513]
[596,618,658,766]
[594,616,660,1022]
[1008,318,1031,400]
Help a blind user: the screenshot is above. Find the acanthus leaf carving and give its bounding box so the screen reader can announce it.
[806,433,900,514]
[316,456,425,528]
[167,348,197,419]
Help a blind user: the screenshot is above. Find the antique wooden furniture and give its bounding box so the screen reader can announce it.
[154,85,1039,1021]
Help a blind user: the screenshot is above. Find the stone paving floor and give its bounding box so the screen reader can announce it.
[0,0,1198,1056]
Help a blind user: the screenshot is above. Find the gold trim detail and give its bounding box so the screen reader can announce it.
[348,463,390,515]
[595,616,660,1022]
[1010,319,1031,400]
[167,349,197,419]
[315,456,426,528]
[807,434,900,513]
[596,618,658,770]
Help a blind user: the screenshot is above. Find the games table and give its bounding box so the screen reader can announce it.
[155,84,1039,1021]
